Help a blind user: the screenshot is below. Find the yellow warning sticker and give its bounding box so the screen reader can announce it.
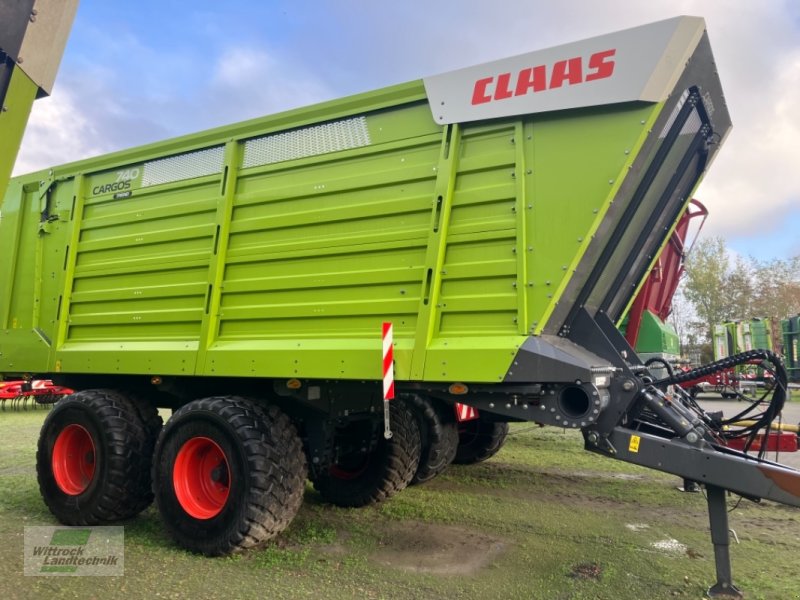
[629,435,641,453]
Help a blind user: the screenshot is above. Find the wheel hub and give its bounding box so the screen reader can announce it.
[52,424,96,496]
[173,436,231,519]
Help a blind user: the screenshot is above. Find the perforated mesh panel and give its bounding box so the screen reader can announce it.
[141,146,225,187]
[242,117,371,169]
[658,90,701,138]
[681,109,702,137]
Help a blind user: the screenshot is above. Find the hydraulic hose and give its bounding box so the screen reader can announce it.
[731,420,799,434]
[654,349,788,456]
[655,350,784,390]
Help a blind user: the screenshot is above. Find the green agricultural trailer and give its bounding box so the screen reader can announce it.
[783,315,800,382]
[713,318,777,383]
[721,319,776,357]
[1,16,797,598]
[0,0,78,200]
[0,0,78,414]
[748,318,774,352]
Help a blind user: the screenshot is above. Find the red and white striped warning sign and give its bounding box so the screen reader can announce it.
[455,403,479,422]
[382,322,394,401]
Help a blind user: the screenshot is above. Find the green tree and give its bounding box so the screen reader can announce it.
[681,237,800,343]
[751,256,800,320]
[683,237,744,340]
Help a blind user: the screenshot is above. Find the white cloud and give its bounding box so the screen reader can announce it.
[13,87,108,176]
[13,41,334,177]
[697,55,800,237]
[687,4,800,242]
[205,45,333,125]
[213,47,275,88]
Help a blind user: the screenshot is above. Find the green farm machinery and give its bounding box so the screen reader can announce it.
[1,15,797,598]
[782,315,800,383]
[0,0,78,408]
[0,0,78,201]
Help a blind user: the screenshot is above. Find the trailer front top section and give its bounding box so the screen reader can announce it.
[1,16,729,388]
[0,0,79,218]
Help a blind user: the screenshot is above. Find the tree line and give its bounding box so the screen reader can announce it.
[677,237,800,346]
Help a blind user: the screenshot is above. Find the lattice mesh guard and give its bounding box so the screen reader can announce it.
[141,146,225,187]
[242,116,371,169]
[658,90,701,138]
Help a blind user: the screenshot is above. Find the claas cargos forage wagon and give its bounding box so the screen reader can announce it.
[1,16,797,597]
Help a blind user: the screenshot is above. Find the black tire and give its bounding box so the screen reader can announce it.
[152,397,306,556]
[36,389,153,524]
[118,390,163,514]
[453,417,509,465]
[405,395,458,485]
[312,399,420,507]
[124,390,163,440]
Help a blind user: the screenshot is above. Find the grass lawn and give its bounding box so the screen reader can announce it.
[1,409,798,599]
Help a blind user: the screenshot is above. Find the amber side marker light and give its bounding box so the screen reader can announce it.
[449,383,469,395]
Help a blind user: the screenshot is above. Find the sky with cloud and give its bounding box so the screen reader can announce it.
[13,0,800,261]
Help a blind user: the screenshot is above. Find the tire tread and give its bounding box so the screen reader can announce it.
[312,399,420,507]
[36,389,153,525]
[153,396,306,555]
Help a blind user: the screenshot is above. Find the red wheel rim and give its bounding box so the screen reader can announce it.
[329,455,370,480]
[458,420,480,445]
[52,424,96,495]
[173,437,230,519]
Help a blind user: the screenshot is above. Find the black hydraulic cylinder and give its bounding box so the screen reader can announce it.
[640,388,703,439]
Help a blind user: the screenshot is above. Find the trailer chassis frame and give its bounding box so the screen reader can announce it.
[415,310,800,597]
